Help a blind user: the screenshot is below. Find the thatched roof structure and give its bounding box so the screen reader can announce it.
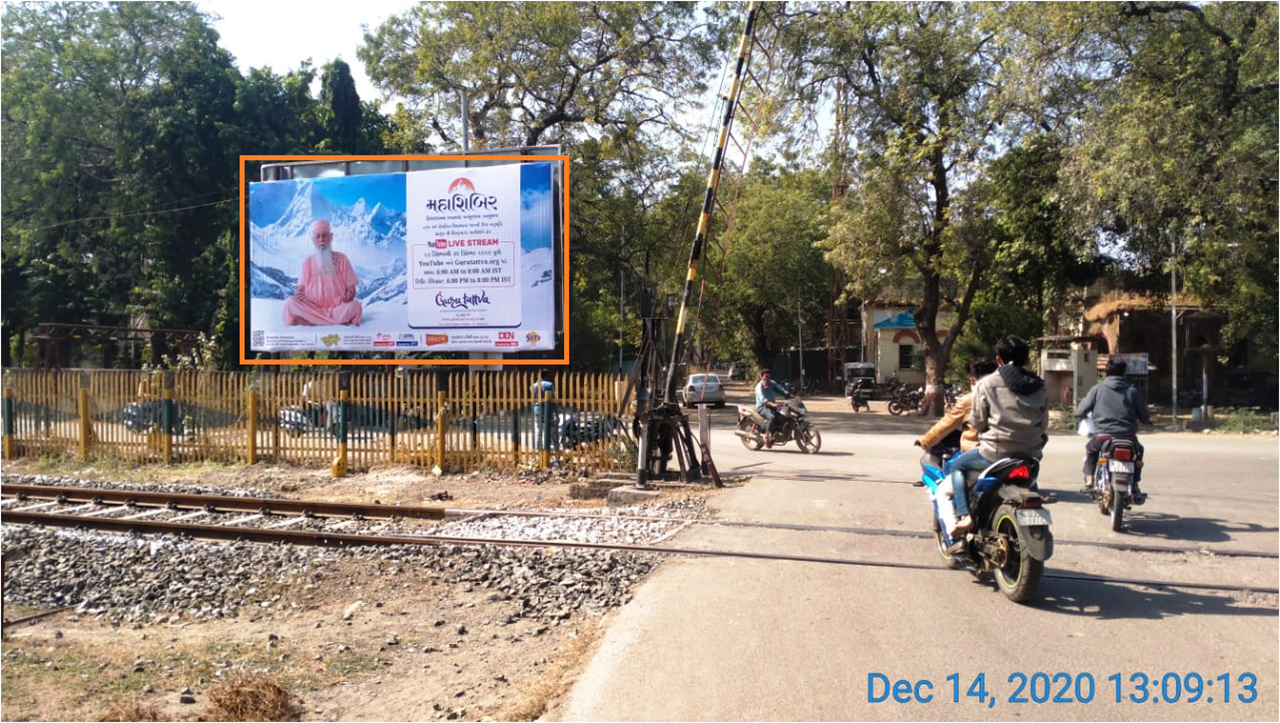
[1083,291,1207,323]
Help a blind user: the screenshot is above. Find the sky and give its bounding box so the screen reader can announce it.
[199,0,417,103]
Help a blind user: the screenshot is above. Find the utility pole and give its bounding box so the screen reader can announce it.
[797,297,804,392]
[1170,236,1179,431]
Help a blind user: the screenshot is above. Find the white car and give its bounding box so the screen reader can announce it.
[679,373,726,408]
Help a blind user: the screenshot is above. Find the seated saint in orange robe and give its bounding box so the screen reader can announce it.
[283,220,362,326]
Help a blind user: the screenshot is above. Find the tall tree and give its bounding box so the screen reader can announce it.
[319,59,363,152]
[786,2,1015,414]
[359,1,726,150]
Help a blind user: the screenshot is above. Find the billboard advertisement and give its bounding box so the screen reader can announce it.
[246,162,557,354]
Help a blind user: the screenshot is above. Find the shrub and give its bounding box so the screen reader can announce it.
[206,672,292,722]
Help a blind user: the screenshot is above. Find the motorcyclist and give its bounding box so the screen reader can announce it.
[1075,357,1151,503]
[944,336,1050,546]
[754,369,791,447]
[911,358,998,486]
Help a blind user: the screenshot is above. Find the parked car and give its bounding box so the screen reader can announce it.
[679,373,727,408]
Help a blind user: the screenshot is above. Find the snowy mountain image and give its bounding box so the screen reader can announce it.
[248,175,409,329]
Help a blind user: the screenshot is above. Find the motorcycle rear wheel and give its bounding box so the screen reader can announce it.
[737,418,763,451]
[991,505,1045,604]
[797,426,822,454]
[887,400,904,416]
[1110,483,1126,532]
[1094,466,1111,515]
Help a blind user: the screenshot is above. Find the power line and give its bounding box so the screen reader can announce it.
[13,196,236,235]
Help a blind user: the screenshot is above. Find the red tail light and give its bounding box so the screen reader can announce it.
[1023,498,1043,509]
[1113,448,1133,461]
[1008,465,1031,480]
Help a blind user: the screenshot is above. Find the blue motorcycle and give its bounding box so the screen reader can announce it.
[919,446,1054,604]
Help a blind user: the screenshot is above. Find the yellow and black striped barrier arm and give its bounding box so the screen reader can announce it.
[663,1,760,402]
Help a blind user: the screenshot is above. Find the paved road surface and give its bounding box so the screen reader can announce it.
[555,395,1278,722]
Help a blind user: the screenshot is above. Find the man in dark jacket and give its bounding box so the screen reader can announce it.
[1076,357,1151,501]
[943,336,1050,545]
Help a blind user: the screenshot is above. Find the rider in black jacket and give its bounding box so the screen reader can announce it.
[1075,358,1151,502]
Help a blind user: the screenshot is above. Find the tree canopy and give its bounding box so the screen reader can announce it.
[359,1,727,150]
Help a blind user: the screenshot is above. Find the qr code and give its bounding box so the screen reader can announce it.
[252,330,265,348]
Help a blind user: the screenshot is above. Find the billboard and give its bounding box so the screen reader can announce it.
[245,161,558,356]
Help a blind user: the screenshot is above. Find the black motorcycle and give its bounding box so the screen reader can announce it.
[920,449,1054,604]
[557,409,627,449]
[888,386,924,416]
[122,400,184,436]
[943,384,962,410]
[735,399,822,453]
[845,377,874,412]
[1085,436,1144,532]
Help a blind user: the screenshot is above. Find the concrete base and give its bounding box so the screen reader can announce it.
[607,486,663,507]
[568,480,618,500]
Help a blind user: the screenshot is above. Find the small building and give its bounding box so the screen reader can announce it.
[861,304,953,386]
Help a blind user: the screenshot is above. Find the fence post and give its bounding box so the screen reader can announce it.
[2,385,14,460]
[540,388,552,470]
[78,383,91,461]
[246,386,258,465]
[434,389,447,471]
[161,373,173,464]
[331,372,349,478]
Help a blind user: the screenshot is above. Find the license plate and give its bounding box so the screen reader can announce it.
[1109,460,1135,473]
[1015,508,1052,527]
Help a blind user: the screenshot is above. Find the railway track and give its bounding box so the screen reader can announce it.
[3,483,1276,596]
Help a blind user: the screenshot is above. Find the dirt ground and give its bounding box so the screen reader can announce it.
[0,457,696,722]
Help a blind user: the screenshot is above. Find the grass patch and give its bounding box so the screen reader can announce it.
[497,623,600,722]
[1,642,161,720]
[317,646,384,680]
[1213,407,1275,433]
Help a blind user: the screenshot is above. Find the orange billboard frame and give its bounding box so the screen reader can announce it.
[238,154,570,366]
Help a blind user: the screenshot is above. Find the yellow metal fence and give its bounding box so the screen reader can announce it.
[2,369,635,475]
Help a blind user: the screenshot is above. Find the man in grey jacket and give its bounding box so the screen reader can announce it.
[944,335,1050,543]
[1076,357,1151,501]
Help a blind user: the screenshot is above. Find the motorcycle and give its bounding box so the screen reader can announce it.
[1085,437,1144,532]
[279,402,328,437]
[845,378,874,413]
[919,447,1054,603]
[557,409,627,449]
[943,384,962,410]
[888,386,924,416]
[735,398,822,453]
[122,400,184,436]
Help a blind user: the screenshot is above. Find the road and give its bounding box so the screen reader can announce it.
[555,392,1279,722]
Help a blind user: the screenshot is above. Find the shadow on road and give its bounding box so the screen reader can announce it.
[1122,514,1280,543]
[1033,576,1278,620]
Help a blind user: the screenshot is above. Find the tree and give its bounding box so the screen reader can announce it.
[2,3,397,368]
[2,2,240,364]
[1058,2,1278,357]
[359,1,726,150]
[786,2,1015,414]
[719,167,833,371]
[319,59,363,152]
